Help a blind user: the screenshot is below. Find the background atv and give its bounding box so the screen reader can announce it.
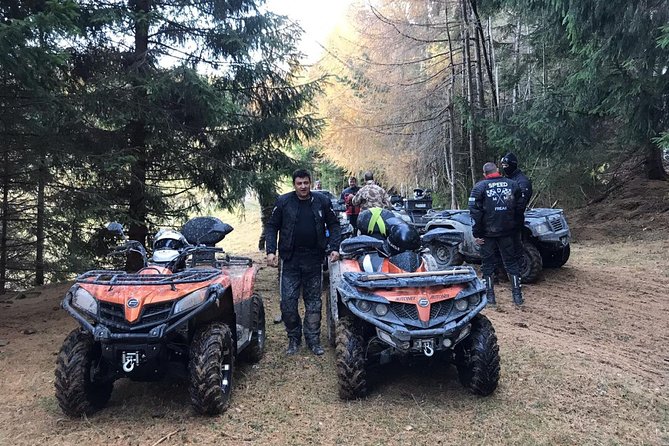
[326,230,499,400]
[421,208,571,283]
[55,217,265,417]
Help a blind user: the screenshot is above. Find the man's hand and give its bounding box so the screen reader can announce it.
[475,237,485,246]
[266,253,279,267]
[328,251,340,263]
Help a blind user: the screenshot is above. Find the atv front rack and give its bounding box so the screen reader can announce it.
[343,266,479,289]
[76,269,222,287]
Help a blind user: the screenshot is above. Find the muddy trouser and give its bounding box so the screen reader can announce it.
[279,250,324,345]
[481,235,520,278]
[492,230,522,272]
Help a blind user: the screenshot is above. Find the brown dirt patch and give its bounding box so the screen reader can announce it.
[569,178,669,243]
[0,239,667,445]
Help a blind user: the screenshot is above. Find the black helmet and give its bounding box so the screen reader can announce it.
[385,223,421,255]
[357,208,395,238]
[500,152,518,176]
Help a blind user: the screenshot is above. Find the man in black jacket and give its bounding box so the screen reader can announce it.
[469,162,524,306]
[266,169,341,355]
[500,152,533,266]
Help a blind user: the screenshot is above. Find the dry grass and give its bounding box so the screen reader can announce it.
[0,209,667,445]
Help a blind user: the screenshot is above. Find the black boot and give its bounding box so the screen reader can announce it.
[510,275,524,306]
[484,276,496,307]
[285,338,301,355]
[307,342,325,356]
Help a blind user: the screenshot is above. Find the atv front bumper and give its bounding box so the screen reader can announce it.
[62,292,219,342]
[346,297,487,352]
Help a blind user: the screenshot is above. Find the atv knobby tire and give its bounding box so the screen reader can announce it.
[189,322,234,415]
[335,316,367,400]
[429,242,464,269]
[455,314,500,396]
[242,294,266,363]
[519,242,542,283]
[541,244,570,268]
[54,329,113,417]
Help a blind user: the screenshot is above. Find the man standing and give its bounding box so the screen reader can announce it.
[340,176,361,229]
[500,152,533,266]
[352,171,391,211]
[469,162,524,306]
[265,169,341,355]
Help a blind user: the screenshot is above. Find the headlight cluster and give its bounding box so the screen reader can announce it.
[356,299,389,317]
[455,293,481,311]
[72,288,98,314]
[535,222,552,235]
[174,289,208,313]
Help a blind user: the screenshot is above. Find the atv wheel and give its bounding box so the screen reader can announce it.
[519,242,542,283]
[541,244,570,268]
[54,329,113,417]
[242,294,266,363]
[335,316,367,400]
[189,322,234,415]
[429,242,464,269]
[455,314,500,396]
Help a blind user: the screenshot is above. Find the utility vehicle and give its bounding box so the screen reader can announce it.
[326,217,499,399]
[55,217,265,416]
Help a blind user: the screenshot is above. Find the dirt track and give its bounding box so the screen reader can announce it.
[0,240,667,445]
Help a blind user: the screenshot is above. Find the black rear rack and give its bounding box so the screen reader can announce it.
[76,269,222,286]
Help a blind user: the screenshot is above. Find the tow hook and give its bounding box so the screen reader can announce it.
[423,343,434,357]
[122,351,140,372]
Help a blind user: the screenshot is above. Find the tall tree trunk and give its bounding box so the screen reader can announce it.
[448,101,458,209]
[0,151,9,294]
[512,17,522,111]
[490,17,500,119]
[461,0,477,187]
[34,157,46,286]
[257,189,276,252]
[645,141,668,180]
[126,0,151,271]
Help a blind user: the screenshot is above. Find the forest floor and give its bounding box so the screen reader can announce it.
[0,179,667,446]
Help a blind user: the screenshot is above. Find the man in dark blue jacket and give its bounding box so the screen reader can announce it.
[469,162,524,306]
[266,169,341,355]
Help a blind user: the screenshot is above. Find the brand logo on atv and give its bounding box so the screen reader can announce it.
[127,298,139,308]
[418,298,429,307]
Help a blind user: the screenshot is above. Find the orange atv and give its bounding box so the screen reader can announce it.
[326,219,500,400]
[55,217,265,416]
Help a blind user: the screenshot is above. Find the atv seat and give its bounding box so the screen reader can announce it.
[340,236,385,257]
[421,227,464,246]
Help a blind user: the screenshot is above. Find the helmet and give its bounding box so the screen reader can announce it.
[500,152,518,176]
[356,208,395,238]
[152,229,187,263]
[385,222,421,255]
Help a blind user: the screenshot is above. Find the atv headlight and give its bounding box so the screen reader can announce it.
[455,299,468,311]
[72,288,98,314]
[468,294,481,307]
[535,222,552,235]
[373,303,389,316]
[174,289,208,314]
[356,300,372,312]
